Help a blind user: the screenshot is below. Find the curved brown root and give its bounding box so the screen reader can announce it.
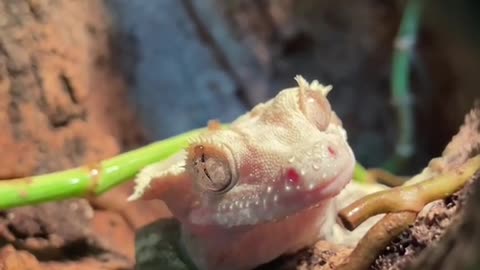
[367,168,409,187]
[339,155,480,231]
[336,212,417,270]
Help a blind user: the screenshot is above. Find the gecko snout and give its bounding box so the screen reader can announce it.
[283,138,355,196]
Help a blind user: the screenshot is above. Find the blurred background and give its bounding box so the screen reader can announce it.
[104,0,479,172]
[0,0,479,269]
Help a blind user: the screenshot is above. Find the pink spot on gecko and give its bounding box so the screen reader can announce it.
[286,168,301,185]
[328,146,336,157]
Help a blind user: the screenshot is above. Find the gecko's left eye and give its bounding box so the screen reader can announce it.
[299,91,332,131]
[191,145,236,194]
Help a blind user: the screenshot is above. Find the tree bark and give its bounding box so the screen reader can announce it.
[408,174,480,270]
[0,1,144,269]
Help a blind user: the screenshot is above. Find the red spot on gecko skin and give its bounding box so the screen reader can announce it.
[286,168,301,184]
[328,146,336,157]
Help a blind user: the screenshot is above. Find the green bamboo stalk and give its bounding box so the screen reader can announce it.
[0,127,206,210]
[354,163,375,184]
[384,0,424,172]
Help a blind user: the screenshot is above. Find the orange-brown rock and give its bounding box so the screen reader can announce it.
[0,1,146,269]
[92,182,172,230]
[0,245,42,270]
[0,245,132,270]
[0,0,144,178]
[90,210,135,260]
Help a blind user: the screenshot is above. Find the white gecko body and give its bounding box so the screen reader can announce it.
[129,76,381,270]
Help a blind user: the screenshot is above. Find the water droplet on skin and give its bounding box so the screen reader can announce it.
[300,169,306,176]
[308,183,315,190]
[312,164,320,170]
[267,186,272,193]
[288,156,296,163]
[285,185,291,192]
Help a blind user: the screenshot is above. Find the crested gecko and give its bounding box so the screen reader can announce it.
[129,76,383,270]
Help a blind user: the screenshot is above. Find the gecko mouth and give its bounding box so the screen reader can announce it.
[280,159,355,215]
[311,161,354,199]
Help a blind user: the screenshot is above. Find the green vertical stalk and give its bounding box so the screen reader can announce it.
[384,0,424,172]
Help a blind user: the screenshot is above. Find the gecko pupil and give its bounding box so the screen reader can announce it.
[200,153,214,183]
[203,167,213,183]
[193,145,233,194]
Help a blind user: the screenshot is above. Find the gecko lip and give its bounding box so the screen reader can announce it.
[299,159,355,205]
[315,163,354,198]
[314,144,356,198]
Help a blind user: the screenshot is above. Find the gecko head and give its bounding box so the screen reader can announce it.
[184,76,355,229]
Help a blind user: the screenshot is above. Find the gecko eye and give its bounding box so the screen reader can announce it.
[191,145,235,194]
[300,91,332,131]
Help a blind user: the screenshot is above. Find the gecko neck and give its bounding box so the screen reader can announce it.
[180,199,334,270]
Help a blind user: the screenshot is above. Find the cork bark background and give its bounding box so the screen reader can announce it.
[0,0,479,270]
[0,1,163,269]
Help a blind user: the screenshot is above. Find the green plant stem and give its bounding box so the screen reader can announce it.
[384,0,424,173]
[0,128,206,210]
[354,163,375,184]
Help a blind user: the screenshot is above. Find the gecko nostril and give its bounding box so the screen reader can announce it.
[285,168,301,185]
[327,146,336,157]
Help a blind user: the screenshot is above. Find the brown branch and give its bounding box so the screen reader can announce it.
[336,212,417,270]
[338,155,480,230]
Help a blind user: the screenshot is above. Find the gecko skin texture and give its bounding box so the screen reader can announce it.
[130,76,356,270]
